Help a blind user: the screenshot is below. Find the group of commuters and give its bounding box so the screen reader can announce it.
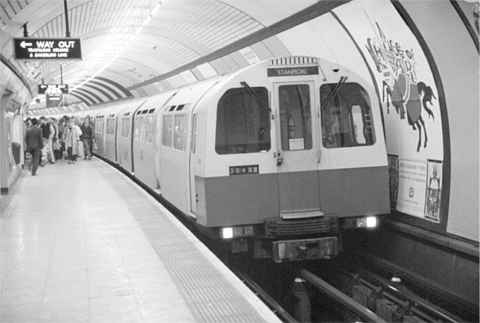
[24,116,94,176]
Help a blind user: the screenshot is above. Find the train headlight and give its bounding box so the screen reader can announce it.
[366,216,377,228]
[221,227,234,239]
[220,226,254,239]
[356,216,378,229]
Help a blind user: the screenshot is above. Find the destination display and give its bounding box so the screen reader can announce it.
[267,66,319,77]
[38,84,69,94]
[14,38,82,59]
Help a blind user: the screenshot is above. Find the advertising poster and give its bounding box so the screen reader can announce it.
[334,0,445,223]
[424,160,442,223]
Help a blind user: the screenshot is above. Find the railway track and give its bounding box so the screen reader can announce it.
[298,256,468,323]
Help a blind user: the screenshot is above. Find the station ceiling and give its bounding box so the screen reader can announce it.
[0,0,348,113]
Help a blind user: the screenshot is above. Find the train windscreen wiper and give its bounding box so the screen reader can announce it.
[321,76,348,108]
[240,81,271,113]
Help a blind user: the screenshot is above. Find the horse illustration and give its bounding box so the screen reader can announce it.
[384,76,436,151]
[365,23,437,152]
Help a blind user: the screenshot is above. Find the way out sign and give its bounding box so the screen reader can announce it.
[13,38,82,59]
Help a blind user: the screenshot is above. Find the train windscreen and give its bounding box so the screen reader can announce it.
[215,87,270,154]
[320,83,375,148]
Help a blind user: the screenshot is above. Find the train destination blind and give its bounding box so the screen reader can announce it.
[13,38,82,59]
[267,66,319,77]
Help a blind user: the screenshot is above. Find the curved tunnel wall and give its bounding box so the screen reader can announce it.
[398,0,478,245]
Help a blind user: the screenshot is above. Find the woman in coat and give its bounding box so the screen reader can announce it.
[63,118,82,163]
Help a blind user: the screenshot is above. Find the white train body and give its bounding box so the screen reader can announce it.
[92,56,389,261]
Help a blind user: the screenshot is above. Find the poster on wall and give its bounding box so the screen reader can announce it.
[424,159,442,223]
[333,0,445,223]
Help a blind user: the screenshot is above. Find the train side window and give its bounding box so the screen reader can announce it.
[95,117,104,136]
[215,87,270,154]
[106,118,115,134]
[145,115,154,143]
[191,114,198,153]
[135,118,143,141]
[121,118,130,137]
[174,114,187,151]
[162,115,173,147]
[320,83,375,148]
[278,84,312,151]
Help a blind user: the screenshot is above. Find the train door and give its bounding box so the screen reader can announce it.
[272,81,323,219]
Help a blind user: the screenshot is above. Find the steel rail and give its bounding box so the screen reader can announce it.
[300,269,387,323]
[235,270,298,323]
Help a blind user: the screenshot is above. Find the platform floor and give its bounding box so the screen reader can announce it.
[0,159,280,323]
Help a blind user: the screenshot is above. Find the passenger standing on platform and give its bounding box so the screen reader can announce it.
[47,118,56,163]
[39,117,55,164]
[63,118,74,163]
[64,118,82,163]
[73,118,83,160]
[50,118,61,160]
[57,116,67,159]
[25,118,43,176]
[80,116,93,160]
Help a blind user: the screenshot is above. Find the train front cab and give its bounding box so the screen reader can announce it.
[194,56,390,262]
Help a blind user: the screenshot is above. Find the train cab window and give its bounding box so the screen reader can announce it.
[162,115,173,146]
[174,114,187,151]
[215,87,270,154]
[278,84,312,151]
[320,83,375,148]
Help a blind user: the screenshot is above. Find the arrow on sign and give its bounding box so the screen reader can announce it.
[20,41,32,48]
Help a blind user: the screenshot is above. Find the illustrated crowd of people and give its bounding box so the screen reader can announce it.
[24,115,94,176]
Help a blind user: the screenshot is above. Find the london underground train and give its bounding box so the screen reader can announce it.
[92,56,389,262]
